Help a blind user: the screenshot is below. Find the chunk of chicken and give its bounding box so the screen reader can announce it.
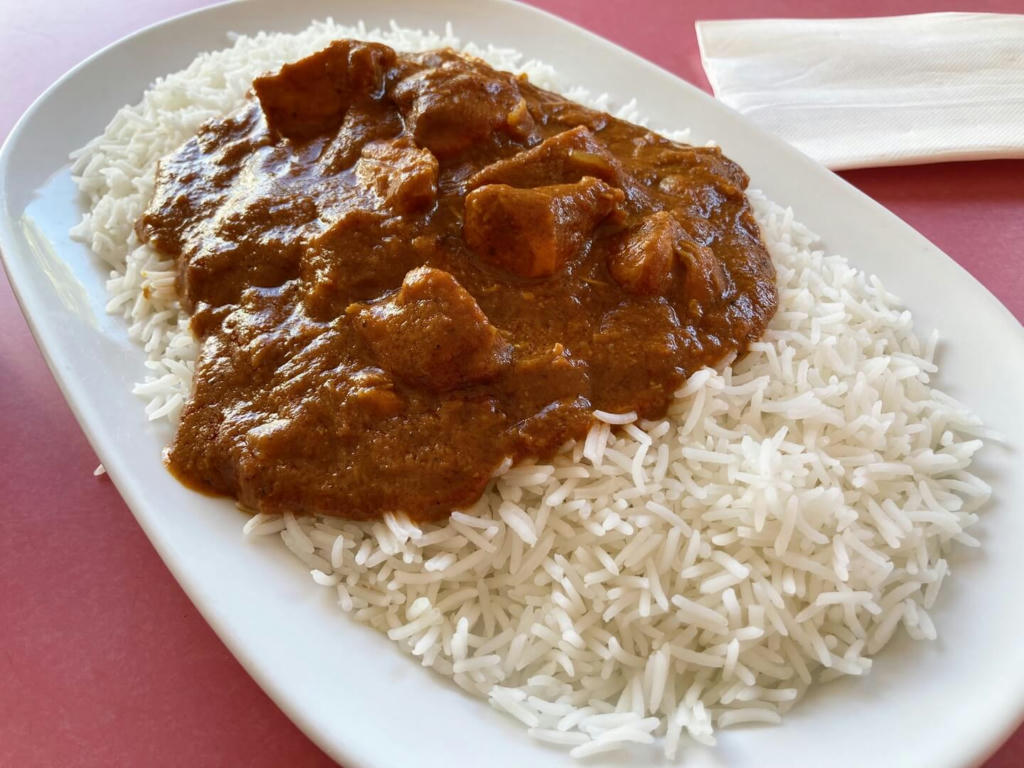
[464,177,624,278]
[353,267,511,391]
[300,209,391,319]
[392,57,536,157]
[467,126,623,190]
[253,40,396,140]
[676,235,728,306]
[608,211,728,303]
[355,138,439,214]
[607,211,679,296]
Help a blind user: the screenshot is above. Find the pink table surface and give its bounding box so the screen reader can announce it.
[2,1,1022,766]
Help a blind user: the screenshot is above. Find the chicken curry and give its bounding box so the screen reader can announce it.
[137,41,778,521]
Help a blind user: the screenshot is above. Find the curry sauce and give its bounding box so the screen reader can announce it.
[136,41,778,520]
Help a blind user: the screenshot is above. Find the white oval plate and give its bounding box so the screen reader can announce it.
[2,1,1023,767]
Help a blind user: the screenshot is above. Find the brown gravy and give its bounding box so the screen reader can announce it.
[136,41,778,521]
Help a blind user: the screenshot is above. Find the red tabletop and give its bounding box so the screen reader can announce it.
[2,1,1022,766]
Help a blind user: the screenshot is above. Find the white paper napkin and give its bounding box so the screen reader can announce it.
[696,13,1024,169]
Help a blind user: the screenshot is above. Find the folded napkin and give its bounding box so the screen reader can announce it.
[696,13,1024,169]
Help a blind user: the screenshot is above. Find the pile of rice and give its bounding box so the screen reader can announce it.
[70,20,991,761]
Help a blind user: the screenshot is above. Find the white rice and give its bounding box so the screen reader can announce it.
[70,19,990,762]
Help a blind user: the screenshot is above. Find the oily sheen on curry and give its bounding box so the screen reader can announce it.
[136,40,778,520]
